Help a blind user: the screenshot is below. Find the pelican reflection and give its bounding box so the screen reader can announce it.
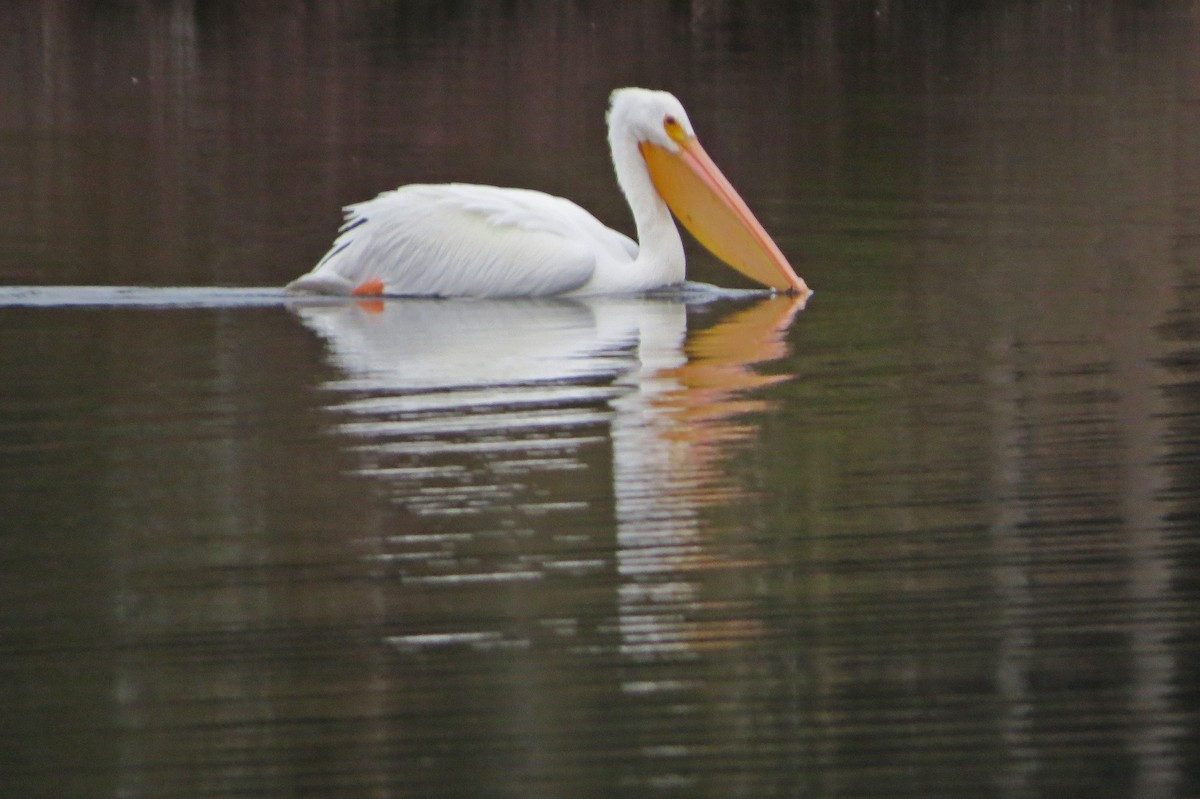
[290,292,803,657]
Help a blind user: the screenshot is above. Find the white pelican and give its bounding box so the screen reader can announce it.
[286,88,810,299]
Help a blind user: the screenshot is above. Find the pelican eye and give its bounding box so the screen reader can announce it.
[662,114,687,144]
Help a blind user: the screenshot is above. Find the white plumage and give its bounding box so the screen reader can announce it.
[293,184,638,297]
[287,88,807,299]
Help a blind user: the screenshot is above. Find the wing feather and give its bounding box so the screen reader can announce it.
[289,184,636,298]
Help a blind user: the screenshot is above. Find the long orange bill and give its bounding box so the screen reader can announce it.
[640,137,810,296]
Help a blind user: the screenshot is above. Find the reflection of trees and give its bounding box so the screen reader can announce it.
[6,1,1183,287]
[752,4,1198,795]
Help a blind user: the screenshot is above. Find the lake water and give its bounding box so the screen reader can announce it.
[2,2,1199,797]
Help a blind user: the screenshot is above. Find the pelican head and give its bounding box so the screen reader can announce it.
[607,88,810,296]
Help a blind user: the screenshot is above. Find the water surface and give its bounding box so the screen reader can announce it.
[2,2,1199,797]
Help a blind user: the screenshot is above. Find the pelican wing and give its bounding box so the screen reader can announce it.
[289,184,636,298]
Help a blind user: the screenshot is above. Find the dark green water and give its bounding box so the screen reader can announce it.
[2,2,1198,797]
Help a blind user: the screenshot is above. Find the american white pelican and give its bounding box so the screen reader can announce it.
[286,87,810,299]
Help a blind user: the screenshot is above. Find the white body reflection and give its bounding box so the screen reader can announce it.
[291,292,800,672]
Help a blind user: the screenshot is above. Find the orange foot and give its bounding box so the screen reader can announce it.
[351,278,385,296]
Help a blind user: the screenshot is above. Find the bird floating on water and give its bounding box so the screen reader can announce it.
[287,88,809,300]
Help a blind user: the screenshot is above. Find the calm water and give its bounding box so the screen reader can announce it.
[3,2,1200,797]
